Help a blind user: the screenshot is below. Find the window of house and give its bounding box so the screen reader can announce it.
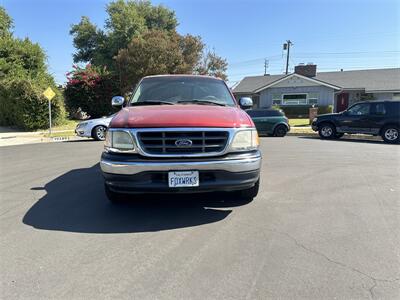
[308,93,319,105]
[282,94,307,105]
[272,94,281,105]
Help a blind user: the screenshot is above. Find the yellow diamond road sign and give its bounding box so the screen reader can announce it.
[43,87,56,101]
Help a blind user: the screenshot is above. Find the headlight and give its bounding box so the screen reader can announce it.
[104,130,135,152]
[312,118,317,123]
[230,129,259,151]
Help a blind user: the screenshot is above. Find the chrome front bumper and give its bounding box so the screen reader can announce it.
[100,151,262,175]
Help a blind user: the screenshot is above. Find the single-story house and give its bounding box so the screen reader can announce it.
[232,65,400,112]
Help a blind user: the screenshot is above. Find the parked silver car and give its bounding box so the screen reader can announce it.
[75,114,114,141]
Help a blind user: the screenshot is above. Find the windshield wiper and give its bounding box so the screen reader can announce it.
[177,100,226,106]
[130,100,175,106]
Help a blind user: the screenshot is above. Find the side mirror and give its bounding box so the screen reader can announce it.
[111,96,124,107]
[239,97,253,109]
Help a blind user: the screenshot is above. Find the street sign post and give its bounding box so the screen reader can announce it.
[43,87,56,137]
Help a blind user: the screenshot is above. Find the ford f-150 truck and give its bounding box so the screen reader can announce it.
[100,75,262,202]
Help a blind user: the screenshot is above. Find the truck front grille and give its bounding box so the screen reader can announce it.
[137,130,229,155]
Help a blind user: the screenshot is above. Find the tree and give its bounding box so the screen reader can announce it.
[70,0,228,95]
[0,6,13,37]
[115,30,205,93]
[0,6,65,129]
[64,64,119,118]
[196,50,228,80]
[70,0,178,69]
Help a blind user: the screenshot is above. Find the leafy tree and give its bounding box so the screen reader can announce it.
[115,30,206,93]
[0,6,13,37]
[196,50,228,80]
[70,0,178,69]
[64,64,119,118]
[69,0,228,98]
[0,6,65,129]
[0,36,47,79]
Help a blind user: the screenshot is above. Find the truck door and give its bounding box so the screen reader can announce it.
[338,103,371,133]
[369,103,387,135]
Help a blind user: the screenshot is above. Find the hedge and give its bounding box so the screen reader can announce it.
[64,65,120,118]
[0,79,66,130]
[273,105,333,118]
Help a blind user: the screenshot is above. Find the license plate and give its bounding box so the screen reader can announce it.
[168,171,199,188]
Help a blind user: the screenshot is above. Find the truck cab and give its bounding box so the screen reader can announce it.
[100,75,262,202]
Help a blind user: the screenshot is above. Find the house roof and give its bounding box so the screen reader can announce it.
[233,74,285,93]
[253,73,341,93]
[233,68,400,94]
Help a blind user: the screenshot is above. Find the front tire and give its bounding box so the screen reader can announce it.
[274,125,288,137]
[239,179,259,200]
[318,123,336,139]
[92,125,107,141]
[381,125,399,144]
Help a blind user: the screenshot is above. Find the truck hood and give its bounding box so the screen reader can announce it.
[316,112,342,118]
[109,105,254,128]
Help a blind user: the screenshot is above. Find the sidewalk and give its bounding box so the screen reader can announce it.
[0,126,82,147]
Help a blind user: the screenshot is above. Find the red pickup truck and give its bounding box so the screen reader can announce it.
[100,75,261,202]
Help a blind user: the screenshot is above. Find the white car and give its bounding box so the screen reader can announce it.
[75,114,114,141]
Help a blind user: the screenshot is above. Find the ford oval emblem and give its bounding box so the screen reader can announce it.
[175,139,193,147]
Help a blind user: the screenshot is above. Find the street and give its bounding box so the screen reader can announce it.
[0,137,399,299]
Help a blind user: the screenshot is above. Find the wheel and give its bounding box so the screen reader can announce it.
[239,179,259,200]
[274,125,288,137]
[318,123,336,139]
[92,125,107,141]
[381,125,399,144]
[334,133,344,139]
[104,183,125,204]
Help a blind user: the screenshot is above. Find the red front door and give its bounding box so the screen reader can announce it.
[336,93,349,112]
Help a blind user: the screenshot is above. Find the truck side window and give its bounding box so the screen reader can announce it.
[371,103,386,115]
[347,103,370,116]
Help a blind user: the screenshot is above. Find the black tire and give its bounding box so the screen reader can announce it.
[334,133,344,139]
[381,125,400,144]
[104,183,125,204]
[274,125,288,137]
[318,123,336,139]
[239,179,259,200]
[92,125,107,141]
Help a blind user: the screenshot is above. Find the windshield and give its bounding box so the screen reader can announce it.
[130,76,236,107]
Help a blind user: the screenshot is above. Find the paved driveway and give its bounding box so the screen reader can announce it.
[0,137,399,299]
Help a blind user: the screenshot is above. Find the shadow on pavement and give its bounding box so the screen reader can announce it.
[298,135,387,145]
[23,164,245,234]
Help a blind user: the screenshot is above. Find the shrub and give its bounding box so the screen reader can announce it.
[64,64,120,118]
[0,78,66,130]
[0,9,66,130]
[273,104,333,118]
[317,105,333,115]
[278,105,311,118]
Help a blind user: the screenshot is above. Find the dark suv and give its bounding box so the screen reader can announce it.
[311,100,400,143]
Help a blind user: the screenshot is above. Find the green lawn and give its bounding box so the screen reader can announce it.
[36,119,79,132]
[289,118,310,127]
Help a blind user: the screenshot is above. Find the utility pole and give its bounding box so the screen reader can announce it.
[264,59,269,75]
[284,40,293,74]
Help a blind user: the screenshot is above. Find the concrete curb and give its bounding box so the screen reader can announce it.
[0,135,88,147]
[287,131,383,141]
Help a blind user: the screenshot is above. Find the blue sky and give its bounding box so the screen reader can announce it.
[2,0,399,84]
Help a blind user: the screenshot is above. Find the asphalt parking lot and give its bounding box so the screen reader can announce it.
[0,136,399,299]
